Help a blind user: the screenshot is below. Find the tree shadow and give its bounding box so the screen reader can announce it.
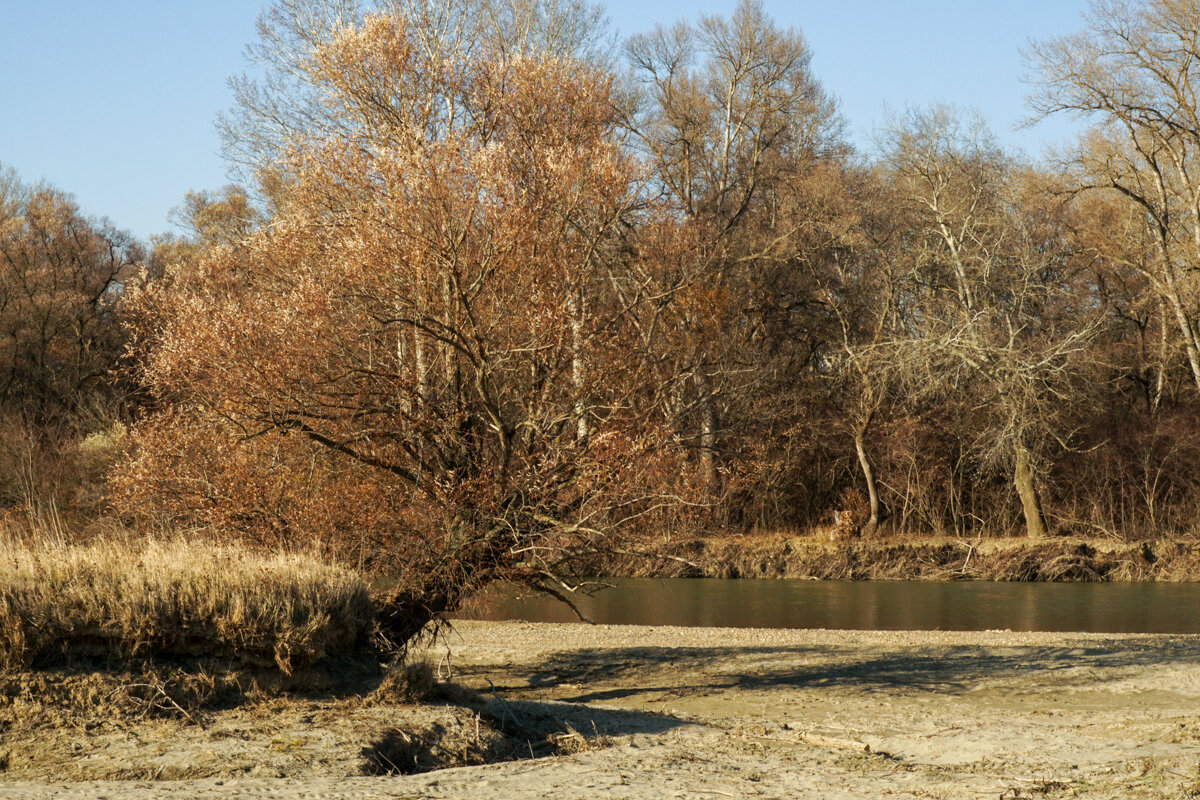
[484,695,689,737]
[467,636,1200,704]
[361,693,690,776]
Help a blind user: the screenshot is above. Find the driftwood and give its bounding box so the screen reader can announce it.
[749,724,882,755]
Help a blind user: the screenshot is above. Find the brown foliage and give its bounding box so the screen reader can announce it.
[0,169,141,525]
[0,177,141,421]
[114,17,688,644]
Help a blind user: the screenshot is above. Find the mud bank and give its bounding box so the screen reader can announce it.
[2,621,1200,798]
[584,534,1200,581]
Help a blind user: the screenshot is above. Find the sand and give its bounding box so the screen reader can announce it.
[3,621,1200,798]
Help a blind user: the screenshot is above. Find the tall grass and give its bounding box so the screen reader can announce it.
[0,531,375,673]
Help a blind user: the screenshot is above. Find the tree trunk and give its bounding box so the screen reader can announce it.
[1162,275,1200,396]
[696,371,718,492]
[396,320,411,416]
[1149,225,1200,396]
[854,426,880,530]
[1153,298,1167,413]
[442,275,459,408]
[1013,445,1048,539]
[374,586,451,652]
[568,289,587,441]
[414,327,430,405]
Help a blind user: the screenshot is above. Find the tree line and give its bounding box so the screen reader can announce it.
[3,0,1199,626]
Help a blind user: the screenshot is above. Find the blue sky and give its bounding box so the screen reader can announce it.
[0,1,1091,241]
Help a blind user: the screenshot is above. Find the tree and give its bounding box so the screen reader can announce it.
[879,108,1099,538]
[219,0,615,184]
[147,185,264,283]
[1068,188,1180,414]
[814,167,904,532]
[1028,0,1200,396]
[625,0,846,496]
[0,169,141,421]
[116,13,681,644]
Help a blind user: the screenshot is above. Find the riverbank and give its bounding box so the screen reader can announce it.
[585,532,1200,581]
[3,622,1200,798]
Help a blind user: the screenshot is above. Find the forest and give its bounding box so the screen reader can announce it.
[2,0,1200,634]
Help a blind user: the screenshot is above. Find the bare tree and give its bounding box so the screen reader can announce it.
[812,168,906,531]
[880,108,1099,538]
[1028,0,1200,395]
[1068,187,1181,413]
[625,0,846,493]
[0,170,141,421]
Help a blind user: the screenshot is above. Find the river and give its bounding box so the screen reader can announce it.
[458,578,1200,633]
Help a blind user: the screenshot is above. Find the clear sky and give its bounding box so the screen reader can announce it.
[0,0,1092,241]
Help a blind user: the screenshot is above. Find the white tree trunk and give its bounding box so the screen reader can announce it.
[854,427,880,530]
[696,371,718,492]
[1013,444,1048,539]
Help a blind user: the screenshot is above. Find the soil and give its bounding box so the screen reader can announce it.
[2,621,1200,798]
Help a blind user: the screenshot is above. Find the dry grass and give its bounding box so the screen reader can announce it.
[587,531,1200,582]
[0,532,375,673]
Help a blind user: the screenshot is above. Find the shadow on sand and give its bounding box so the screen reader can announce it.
[468,635,1200,704]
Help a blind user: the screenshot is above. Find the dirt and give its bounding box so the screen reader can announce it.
[0,659,579,783]
[3,621,1200,798]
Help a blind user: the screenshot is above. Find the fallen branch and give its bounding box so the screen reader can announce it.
[117,682,198,725]
[796,731,873,753]
[600,547,705,573]
[745,728,877,754]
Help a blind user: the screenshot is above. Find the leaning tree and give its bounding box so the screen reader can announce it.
[115,12,690,645]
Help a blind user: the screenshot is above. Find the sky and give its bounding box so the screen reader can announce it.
[0,0,1093,242]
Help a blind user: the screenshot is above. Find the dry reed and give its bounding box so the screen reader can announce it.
[0,532,374,673]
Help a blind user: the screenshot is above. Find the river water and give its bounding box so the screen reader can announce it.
[458,578,1200,633]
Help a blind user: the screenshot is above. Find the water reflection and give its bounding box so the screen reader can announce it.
[457,579,1200,633]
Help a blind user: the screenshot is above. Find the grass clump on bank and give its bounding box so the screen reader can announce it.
[585,532,1200,582]
[0,534,375,673]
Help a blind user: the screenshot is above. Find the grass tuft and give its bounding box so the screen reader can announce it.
[0,532,375,673]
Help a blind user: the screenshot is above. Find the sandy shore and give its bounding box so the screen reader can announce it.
[3,621,1200,798]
